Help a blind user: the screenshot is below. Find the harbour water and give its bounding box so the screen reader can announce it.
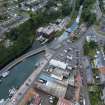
[0,52,44,99]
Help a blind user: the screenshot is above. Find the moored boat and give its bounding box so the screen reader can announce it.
[2,71,10,78]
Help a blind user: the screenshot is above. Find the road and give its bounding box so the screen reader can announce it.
[76,25,105,105]
[92,27,105,41]
[72,28,91,105]
[96,0,102,20]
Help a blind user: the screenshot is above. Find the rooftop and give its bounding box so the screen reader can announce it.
[57,97,73,105]
[95,51,105,68]
[19,88,41,105]
[98,67,105,74]
[49,59,67,70]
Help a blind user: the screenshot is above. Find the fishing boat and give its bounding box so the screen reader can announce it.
[9,87,17,97]
[2,71,10,78]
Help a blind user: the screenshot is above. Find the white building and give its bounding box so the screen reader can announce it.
[86,34,96,42]
[49,59,67,70]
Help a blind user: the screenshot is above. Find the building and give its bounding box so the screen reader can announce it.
[0,0,17,21]
[95,50,105,103]
[95,51,105,84]
[37,26,55,37]
[86,33,96,42]
[66,21,78,33]
[83,57,94,84]
[95,51,105,69]
[36,17,70,40]
[86,62,94,84]
[20,0,48,12]
[74,73,81,103]
[19,88,41,105]
[57,97,74,105]
[49,59,67,70]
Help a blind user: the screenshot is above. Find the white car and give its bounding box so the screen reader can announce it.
[49,99,53,104]
[49,96,55,103]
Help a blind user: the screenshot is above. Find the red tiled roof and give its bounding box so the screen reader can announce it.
[57,97,73,105]
[75,73,81,82]
[33,95,41,105]
[98,67,105,74]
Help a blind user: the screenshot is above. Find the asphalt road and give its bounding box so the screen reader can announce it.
[72,28,91,105]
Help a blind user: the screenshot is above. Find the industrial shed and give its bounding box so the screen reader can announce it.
[49,59,67,70]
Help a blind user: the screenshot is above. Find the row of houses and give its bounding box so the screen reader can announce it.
[94,50,105,103]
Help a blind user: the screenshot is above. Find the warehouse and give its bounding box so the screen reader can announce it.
[49,59,67,70]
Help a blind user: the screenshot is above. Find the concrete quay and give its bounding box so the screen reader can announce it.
[7,48,53,105]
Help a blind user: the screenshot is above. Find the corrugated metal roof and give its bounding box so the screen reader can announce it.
[95,51,105,68]
[49,59,67,70]
[66,21,78,33]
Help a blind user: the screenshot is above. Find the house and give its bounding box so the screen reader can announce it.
[86,33,96,42]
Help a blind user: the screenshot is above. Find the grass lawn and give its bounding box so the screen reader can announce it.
[84,46,96,57]
[55,29,65,37]
[88,49,96,57]
[83,41,98,57]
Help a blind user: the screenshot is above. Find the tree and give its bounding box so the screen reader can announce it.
[82,8,96,25]
[81,0,96,25]
[61,2,71,16]
[88,13,96,25]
